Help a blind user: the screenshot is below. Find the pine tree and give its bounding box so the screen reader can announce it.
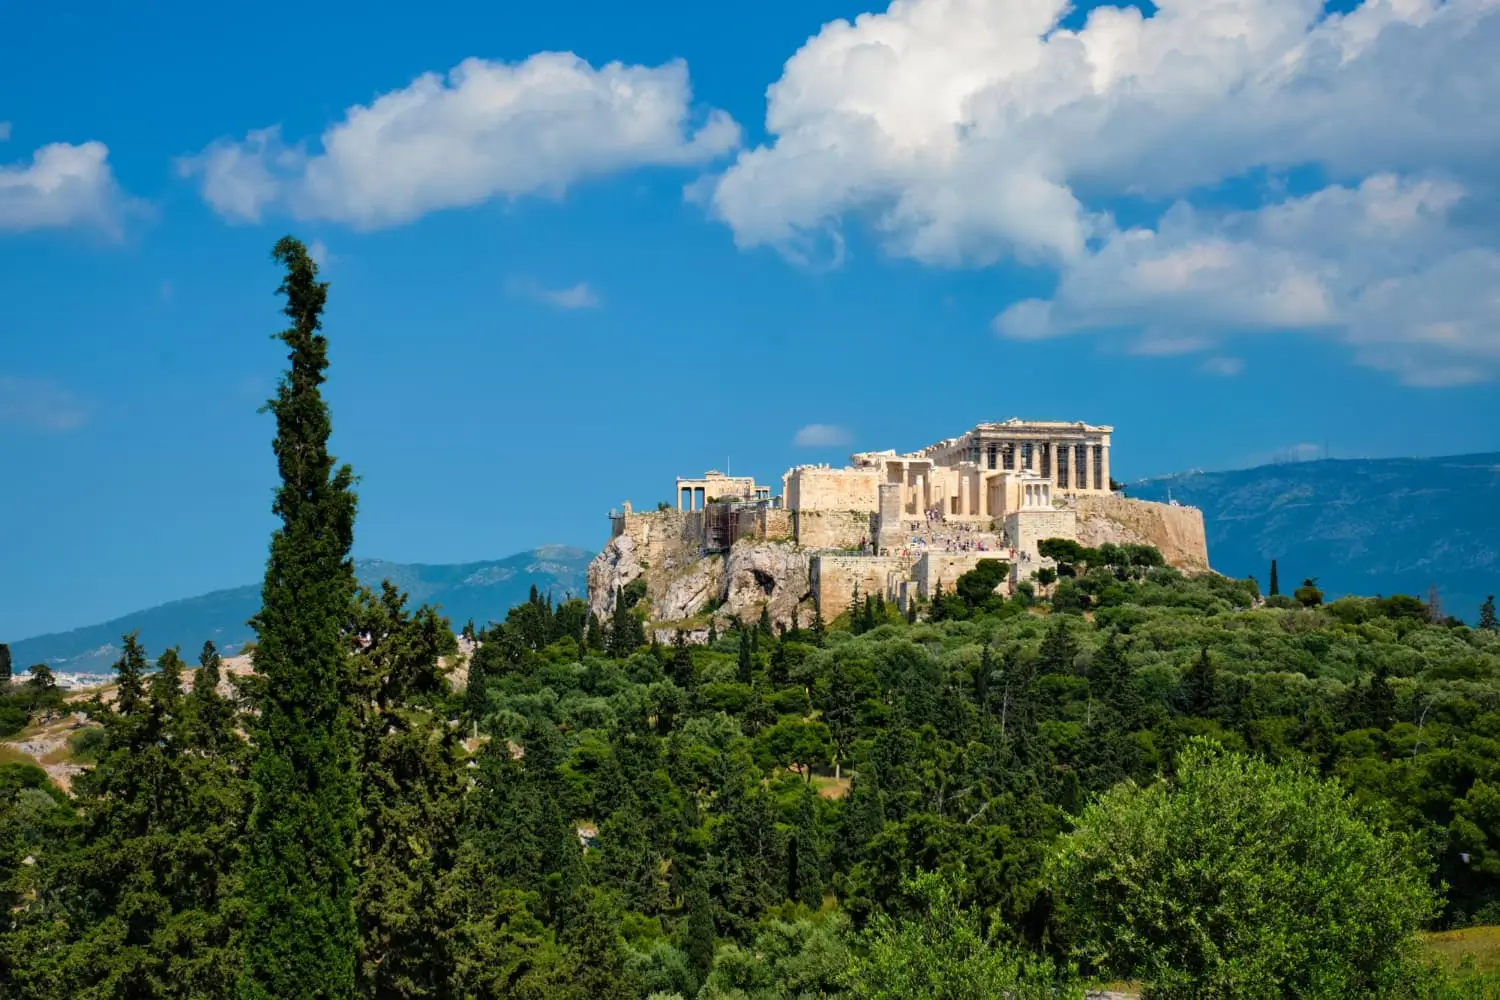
[1183,647,1217,717]
[974,644,993,712]
[1481,595,1497,631]
[1091,632,1140,731]
[148,646,186,733]
[560,890,639,1000]
[350,587,465,999]
[789,788,826,907]
[1365,660,1396,730]
[769,640,789,687]
[114,631,149,717]
[189,640,236,751]
[1269,559,1280,597]
[241,236,360,1000]
[757,605,773,638]
[671,630,694,688]
[810,603,826,646]
[1039,615,1080,675]
[585,612,605,651]
[848,584,863,634]
[19,634,249,998]
[608,587,644,658]
[463,636,491,725]
[0,642,10,685]
[683,874,716,988]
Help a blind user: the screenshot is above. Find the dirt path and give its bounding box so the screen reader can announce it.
[4,712,91,793]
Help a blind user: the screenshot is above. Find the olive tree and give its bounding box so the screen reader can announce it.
[1046,739,1438,999]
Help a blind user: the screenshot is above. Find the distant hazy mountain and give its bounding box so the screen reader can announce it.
[1129,453,1500,621]
[7,545,593,676]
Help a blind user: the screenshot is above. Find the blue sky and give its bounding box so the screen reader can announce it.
[2,0,1497,639]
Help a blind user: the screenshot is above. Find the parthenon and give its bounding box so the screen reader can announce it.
[786,418,1113,522]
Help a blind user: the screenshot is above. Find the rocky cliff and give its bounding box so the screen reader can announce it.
[587,511,813,634]
[1076,495,1211,572]
[589,496,1211,636]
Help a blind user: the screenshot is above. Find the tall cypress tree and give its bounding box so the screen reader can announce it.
[1183,647,1218,717]
[737,627,753,685]
[0,642,10,685]
[1481,595,1498,632]
[241,237,360,1000]
[1269,559,1280,597]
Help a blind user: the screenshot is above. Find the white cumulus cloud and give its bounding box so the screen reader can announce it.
[794,423,853,447]
[182,52,740,228]
[0,376,89,431]
[0,139,131,234]
[994,175,1500,386]
[711,0,1500,382]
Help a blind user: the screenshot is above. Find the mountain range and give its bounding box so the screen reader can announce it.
[1129,452,1500,621]
[9,453,1500,677]
[7,546,593,676]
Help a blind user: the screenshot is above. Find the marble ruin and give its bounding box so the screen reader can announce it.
[588,419,1208,636]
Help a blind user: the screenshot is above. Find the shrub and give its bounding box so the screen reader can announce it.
[67,725,109,762]
[1047,739,1438,999]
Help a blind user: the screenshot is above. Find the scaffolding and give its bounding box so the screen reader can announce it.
[704,500,771,552]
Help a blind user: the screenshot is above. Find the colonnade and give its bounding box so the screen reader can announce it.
[981,440,1110,494]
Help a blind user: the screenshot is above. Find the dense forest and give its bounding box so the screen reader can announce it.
[3,240,1500,999]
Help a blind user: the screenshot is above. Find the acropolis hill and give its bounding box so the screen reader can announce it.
[587,419,1210,636]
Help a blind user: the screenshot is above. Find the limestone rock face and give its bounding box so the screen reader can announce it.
[721,542,813,626]
[586,533,646,623]
[655,555,721,622]
[1076,495,1211,573]
[587,531,813,637]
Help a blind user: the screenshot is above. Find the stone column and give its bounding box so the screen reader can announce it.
[1101,445,1111,492]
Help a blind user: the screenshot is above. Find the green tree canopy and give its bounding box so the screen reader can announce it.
[1047,739,1438,999]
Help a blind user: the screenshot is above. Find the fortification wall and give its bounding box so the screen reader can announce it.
[913,552,1009,599]
[812,554,909,618]
[786,467,882,512]
[1006,508,1079,559]
[1075,495,1210,572]
[794,510,875,550]
[760,508,794,542]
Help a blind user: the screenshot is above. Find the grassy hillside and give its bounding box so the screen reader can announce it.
[1130,453,1500,620]
[6,545,593,674]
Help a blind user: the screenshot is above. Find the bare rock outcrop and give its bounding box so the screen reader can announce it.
[1076,494,1210,573]
[655,555,722,622]
[588,528,812,635]
[721,542,812,625]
